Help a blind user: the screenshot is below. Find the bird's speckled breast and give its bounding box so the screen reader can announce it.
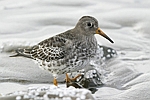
[36,35,98,75]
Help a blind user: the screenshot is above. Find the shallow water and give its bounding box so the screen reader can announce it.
[0,0,150,100]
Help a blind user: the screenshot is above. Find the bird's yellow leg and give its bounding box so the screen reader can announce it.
[66,73,82,82]
[66,73,70,82]
[53,78,58,86]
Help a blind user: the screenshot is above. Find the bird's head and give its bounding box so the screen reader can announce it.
[75,16,114,43]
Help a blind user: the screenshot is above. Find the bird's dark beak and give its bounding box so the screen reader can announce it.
[96,28,114,43]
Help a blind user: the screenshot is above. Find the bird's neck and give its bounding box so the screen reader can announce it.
[80,34,98,51]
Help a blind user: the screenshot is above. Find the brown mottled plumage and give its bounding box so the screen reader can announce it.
[11,16,114,86]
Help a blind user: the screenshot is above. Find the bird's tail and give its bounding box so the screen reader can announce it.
[10,48,33,59]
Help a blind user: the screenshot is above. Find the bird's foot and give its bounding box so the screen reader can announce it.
[65,73,82,82]
[65,73,83,88]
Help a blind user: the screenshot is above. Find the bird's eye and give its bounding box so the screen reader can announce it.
[87,22,93,27]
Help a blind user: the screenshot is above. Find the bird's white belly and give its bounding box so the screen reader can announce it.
[34,57,90,75]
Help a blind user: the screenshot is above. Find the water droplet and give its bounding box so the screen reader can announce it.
[107,54,110,58]
[107,49,111,52]
[16,96,21,100]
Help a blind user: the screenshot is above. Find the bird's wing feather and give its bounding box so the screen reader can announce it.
[10,48,33,58]
[30,36,73,61]
[10,36,73,62]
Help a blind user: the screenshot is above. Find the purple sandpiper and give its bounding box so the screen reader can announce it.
[10,16,114,86]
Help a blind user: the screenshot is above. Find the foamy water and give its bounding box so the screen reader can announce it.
[0,0,150,100]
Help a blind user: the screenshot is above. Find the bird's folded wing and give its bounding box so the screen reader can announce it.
[10,36,73,62]
[29,36,73,61]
